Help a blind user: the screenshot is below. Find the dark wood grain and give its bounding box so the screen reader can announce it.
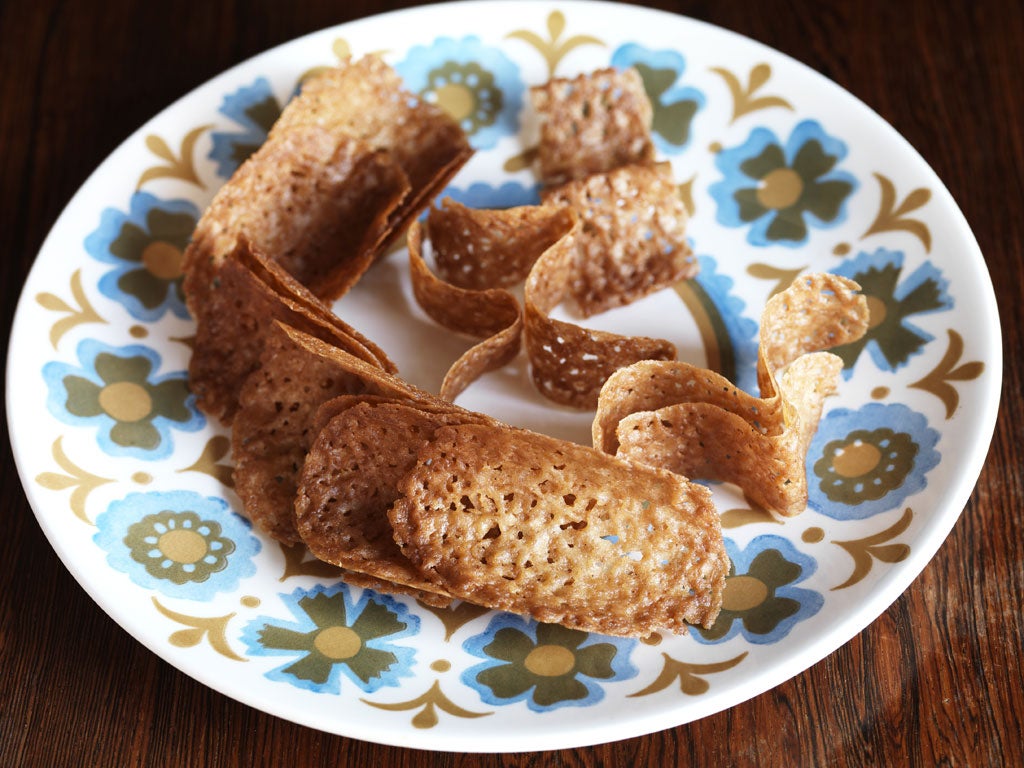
[2,0,1021,765]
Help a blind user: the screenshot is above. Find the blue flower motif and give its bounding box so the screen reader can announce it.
[831,248,953,376]
[437,180,541,210]
[709,120,858,247]
[462,613,637,712]
[93,491,260,599]
[241,584,419,695]
[695,535,823,644]
[611,43,704,154]
[395,36,524,149]
[808,402,941,520]
[208,76,282,178]
[42,339,204,460]
[85,191,199,322]
[688,251,760,395]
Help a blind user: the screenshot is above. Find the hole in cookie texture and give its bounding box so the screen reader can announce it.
[562,494,576,506]
[460,494,475,510]
[483,525,501,540]
[559,520,587,531]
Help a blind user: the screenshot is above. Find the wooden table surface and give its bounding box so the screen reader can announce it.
[2,0,1020,765]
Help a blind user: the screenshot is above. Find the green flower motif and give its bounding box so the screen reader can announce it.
[818,428,917,503]
[832,248,953,375]
[209,77,283,178]
[462,616,637,711]
[809,403,940,520]
[426,61,503,134]
[710,120,857,247]
[93,491,259,600]
[126,509,235,584]
[696,536,822,644]
[44,340,204,460]
[86,191,199,321]
[395,36,523,149]
[611,43,704,154]
[242,585,419,694]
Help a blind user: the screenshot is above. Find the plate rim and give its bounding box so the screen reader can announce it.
[5,0,1003,752]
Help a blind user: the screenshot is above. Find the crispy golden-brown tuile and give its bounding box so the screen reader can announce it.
[530,67,655,186]
[186,237,393,423]
[523,217,676,409]
[597,274,870,515]
[230,322,443,545]
[231,325,371,544]
[541,163,697,317]
[389,422,728,638]
[295,401,491,607]
[182,123,410,304]
[407,220,523,402]
[272,55,474,251]
[426,198,575,290]
[408,202,580,402]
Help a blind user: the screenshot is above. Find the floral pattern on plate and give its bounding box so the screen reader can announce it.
[462,614,638,711]
[94,490,260,598]
[43,339,204,460]
[8,1,997,752]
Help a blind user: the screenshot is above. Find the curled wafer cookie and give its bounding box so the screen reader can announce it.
[187,237,392,423]
[183,123,409,303]
[524,218,676,409]
[273,55,474,249]
[408,220,523,402]
[531,67,655,185]
[541,163,697,317]
[295,401,491,607]
[426,198,574,290]
[408,202,576,401]
[597,274,869,515]
[231,325,375,544]
[231,322,446,544]
[389,423,728,638]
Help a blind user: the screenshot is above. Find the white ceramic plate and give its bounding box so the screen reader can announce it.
[6,0,1000,752]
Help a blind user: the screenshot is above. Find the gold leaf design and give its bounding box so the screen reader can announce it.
[362,680,491,728]
[678,175,696,217]
[278,542,345,581]
[832,507,913,590]
[629,651,748,697]
[136,125,212,189]
[34,437,114,524]
[170,333,196,351]
[861,173,932,251]
[502,145,538,173]
[721,507,781,529]
[711,63,793,123]
[152,597,247,661]
[36,269,106,349]
[746,263,808,298]
[416,600,491,641]
[673,280,723,377]
[909,329,985,419]
[178,435,234,487]
[506,10,604,77]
